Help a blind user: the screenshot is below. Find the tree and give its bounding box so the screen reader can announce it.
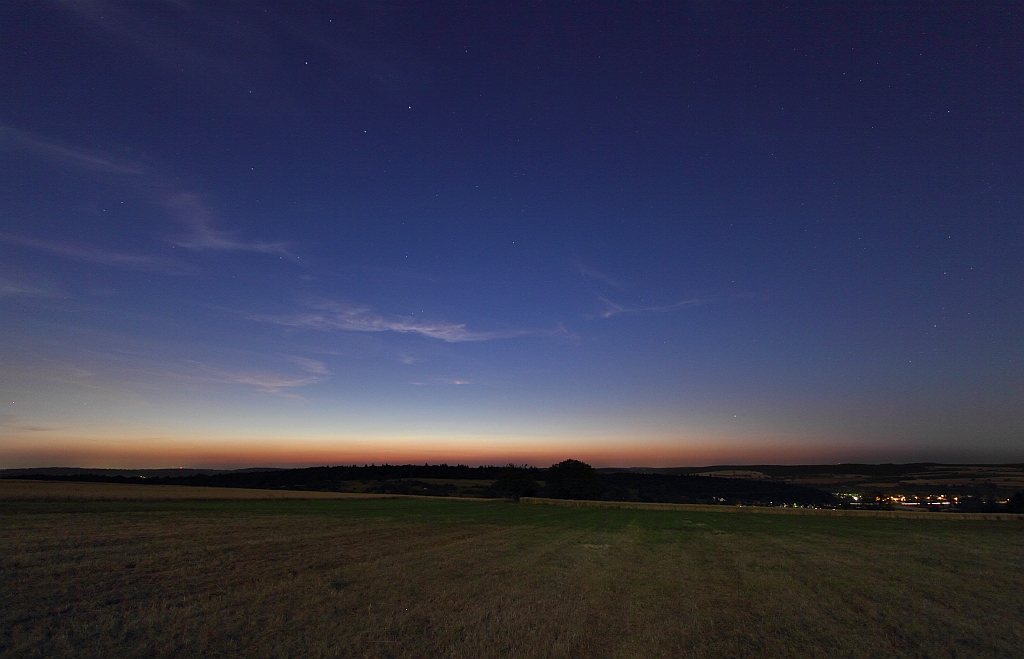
[1008,490,1024,514]
[545,459,603,500]
[488,464,539,500]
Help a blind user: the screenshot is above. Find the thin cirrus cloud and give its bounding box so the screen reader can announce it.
[596,296,702,319]
[577,264,626,290]
[2,125,293,261]
[0,276,56,298]
[257,301,535,343]
[410,378,472,386]
[55,1,430,107]
[0,233,190,273]
[0,124,145,176]
[220,372,320,396]
[284,356,332,376]
[163,192,294,257]
[184,357,330,398]
[0,414,58,433]
[54,0,230,80]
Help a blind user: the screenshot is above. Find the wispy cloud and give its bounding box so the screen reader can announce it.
[410,378,472,386]
[56,1,430,104]
[163,192,294,257]
[597,297,629,318]
[596,296,702,319]
[258,301,533,343]
[55,0,229,79]
[2,125,293,263]
[184,360,328,399]
[217,372,320,396]
[285,356,331,376]
[0,277,56,298]
[0,124,145,175]
[577,265,626,290]
[0,413,59,433]
[0,233,189,273]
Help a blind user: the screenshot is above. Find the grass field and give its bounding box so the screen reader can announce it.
[2,482,1023,658]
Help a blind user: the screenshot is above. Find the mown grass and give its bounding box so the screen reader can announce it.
[2,483,1023,658]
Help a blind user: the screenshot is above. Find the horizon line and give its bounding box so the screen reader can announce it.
[4,459,1023,472]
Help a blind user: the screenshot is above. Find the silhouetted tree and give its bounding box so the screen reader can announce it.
[1008,490,1024,514]
[488,465,540,500]
[545,460,603,500]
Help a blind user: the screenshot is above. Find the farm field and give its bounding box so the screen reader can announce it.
[2,481,1023,658]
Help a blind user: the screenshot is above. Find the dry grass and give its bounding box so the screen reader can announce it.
[2,482,1023,658]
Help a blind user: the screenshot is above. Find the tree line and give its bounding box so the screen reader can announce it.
[7,459,838,506]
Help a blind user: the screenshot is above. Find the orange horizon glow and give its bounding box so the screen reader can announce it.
[0,431,927,470]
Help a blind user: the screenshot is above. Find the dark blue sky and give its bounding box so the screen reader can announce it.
[1,2,1022,467]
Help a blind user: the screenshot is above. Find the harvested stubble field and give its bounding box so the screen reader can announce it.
[2,481,1023,658]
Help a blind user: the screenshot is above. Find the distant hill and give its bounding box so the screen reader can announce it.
[0,467,279,478]
[2,463,835,506]
[9,462,1021,506]
[599,471,835,506]
[599,463,1024,479]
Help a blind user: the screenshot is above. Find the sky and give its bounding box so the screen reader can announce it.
[1,2,1022,468]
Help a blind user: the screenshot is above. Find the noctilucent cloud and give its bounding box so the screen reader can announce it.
[1,3,1022,468]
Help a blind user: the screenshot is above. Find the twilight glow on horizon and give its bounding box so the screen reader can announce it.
[1,3,1022,469]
